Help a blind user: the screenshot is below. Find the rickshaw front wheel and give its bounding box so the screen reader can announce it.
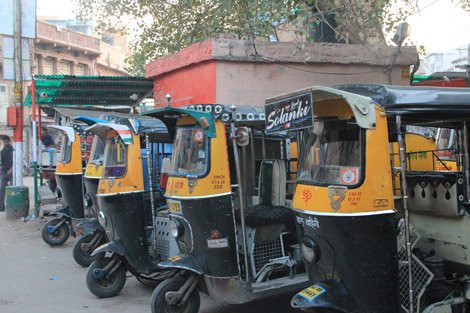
[86,257,126,298]
[72,233,106,267]
[41,218,70,246]
[151,277,200,313]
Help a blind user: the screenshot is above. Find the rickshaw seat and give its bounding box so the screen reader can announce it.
[406,171,466,217]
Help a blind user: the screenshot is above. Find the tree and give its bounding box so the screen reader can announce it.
[74,0,469,74]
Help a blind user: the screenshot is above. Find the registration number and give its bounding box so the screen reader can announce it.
[167,200,182,214]
[298,285,326,301]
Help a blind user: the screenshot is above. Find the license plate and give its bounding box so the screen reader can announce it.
[298,285,326,301]
[167,200,182,214]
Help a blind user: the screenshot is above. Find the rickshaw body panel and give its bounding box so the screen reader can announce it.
[97,191,154,274]
[166,194,238,277]
[55,173,85,219]
[164,120,239,277]
[55,132,82,175]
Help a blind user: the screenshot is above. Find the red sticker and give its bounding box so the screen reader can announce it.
[341,168,358,185]
[194,130,204,142]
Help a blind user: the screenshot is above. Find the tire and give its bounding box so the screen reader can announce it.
[41,218,70,246]
[86,257,126,298]
[72,233,105,267]
[151,277,200,313]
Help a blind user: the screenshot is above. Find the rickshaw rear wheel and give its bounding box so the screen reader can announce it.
[72,233,105,267]
[151,277,200,313]
[41,218,70,246]
[86,257,126,298]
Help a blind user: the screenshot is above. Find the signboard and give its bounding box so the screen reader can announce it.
[0,0,36,38]
[265,92,313,133]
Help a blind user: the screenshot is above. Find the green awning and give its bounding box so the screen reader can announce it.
[24,75,154,107]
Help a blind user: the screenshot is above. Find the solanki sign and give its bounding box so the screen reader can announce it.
[265,93,313,133]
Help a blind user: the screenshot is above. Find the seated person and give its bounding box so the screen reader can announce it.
[42,127,57,165]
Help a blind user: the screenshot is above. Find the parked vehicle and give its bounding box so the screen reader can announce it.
[70,115,108,267]
[85,117,176,298]
[143,104,308,313]
[41,124,88,246]
[265,85,470,313]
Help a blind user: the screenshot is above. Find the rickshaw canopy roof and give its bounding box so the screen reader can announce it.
[143,104,266,139]
[332,84,470,126]
[87,117,170,144]
[47,125,76,142]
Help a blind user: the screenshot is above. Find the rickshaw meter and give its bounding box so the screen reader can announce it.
[301,237,320,263]
[170,219,184,238]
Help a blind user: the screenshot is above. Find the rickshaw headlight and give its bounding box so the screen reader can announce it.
[301,237,320,263]
[98,211,107,227]
[170,219,184,238]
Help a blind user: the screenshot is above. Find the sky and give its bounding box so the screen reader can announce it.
[36,0,470,53]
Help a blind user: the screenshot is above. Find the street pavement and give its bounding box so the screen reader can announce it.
[0,177,298,313]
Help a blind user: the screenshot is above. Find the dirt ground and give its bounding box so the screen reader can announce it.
[0,178,298,313]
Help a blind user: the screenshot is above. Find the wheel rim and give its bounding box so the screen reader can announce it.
[95,269,119,288]
[48,225,64,240]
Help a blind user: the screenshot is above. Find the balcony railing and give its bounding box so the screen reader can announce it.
[36,21,100,55]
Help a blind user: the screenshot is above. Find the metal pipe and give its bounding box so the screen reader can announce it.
[32,78,38,215]
[396,115,414,313]
[250,131,256,194]
[156,143,160,182]
[463,121,470,202]
[229,105,251,284]
[261,131,266,160]
[145,134,157,258]
[422,297,466,313]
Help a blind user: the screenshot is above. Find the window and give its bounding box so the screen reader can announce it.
[103,136,128,178]
[58,133,72,164]
[88,136,105,165]
[170,127,208,176]
[297,120,363,186]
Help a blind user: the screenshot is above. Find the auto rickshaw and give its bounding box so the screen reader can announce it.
[41,124,89,246]
[142,104,308,313]
[70,115,109,267]
[264,85,470,313]
[85,117,176,298]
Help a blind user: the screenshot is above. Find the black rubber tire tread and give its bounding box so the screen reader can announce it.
[72,233,105,267]
[86,257,126,298]
[151,276,200,313]
[41,218,70,246]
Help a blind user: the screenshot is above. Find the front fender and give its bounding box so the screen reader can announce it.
[50,206,71,217]
[291,280,354,313]
[158,251,207,275]
[91,241,126,257]
[76,218,105,232]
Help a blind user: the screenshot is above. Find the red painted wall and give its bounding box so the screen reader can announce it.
[153,60,217,107]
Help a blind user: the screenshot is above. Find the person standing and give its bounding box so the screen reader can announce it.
[41,127,56,165]
[0,135,13,211]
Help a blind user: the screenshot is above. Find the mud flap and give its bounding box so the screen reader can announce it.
[91,241,126,257]
[291,280,354,313]
[159,251,207,275]
[50,206,71,218]
[76,218,105,232]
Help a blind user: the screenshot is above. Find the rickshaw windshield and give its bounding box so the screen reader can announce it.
[170,127,208,176]
[436,128,457,162]
[88,136,105,165]
[297,119,363,186]
[103,136,128,178]
[58,133,72,164]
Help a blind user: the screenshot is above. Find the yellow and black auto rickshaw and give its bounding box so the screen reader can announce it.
[143,104,308,313]
[85,117,176,298]
[265,85,470,313]
[41,124,89,246]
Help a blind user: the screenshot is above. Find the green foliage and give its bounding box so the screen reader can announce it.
[74,0,468,74]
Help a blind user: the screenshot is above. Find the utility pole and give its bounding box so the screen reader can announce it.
[13,0,23,187]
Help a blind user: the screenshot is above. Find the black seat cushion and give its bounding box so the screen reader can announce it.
[235,204,295,230]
